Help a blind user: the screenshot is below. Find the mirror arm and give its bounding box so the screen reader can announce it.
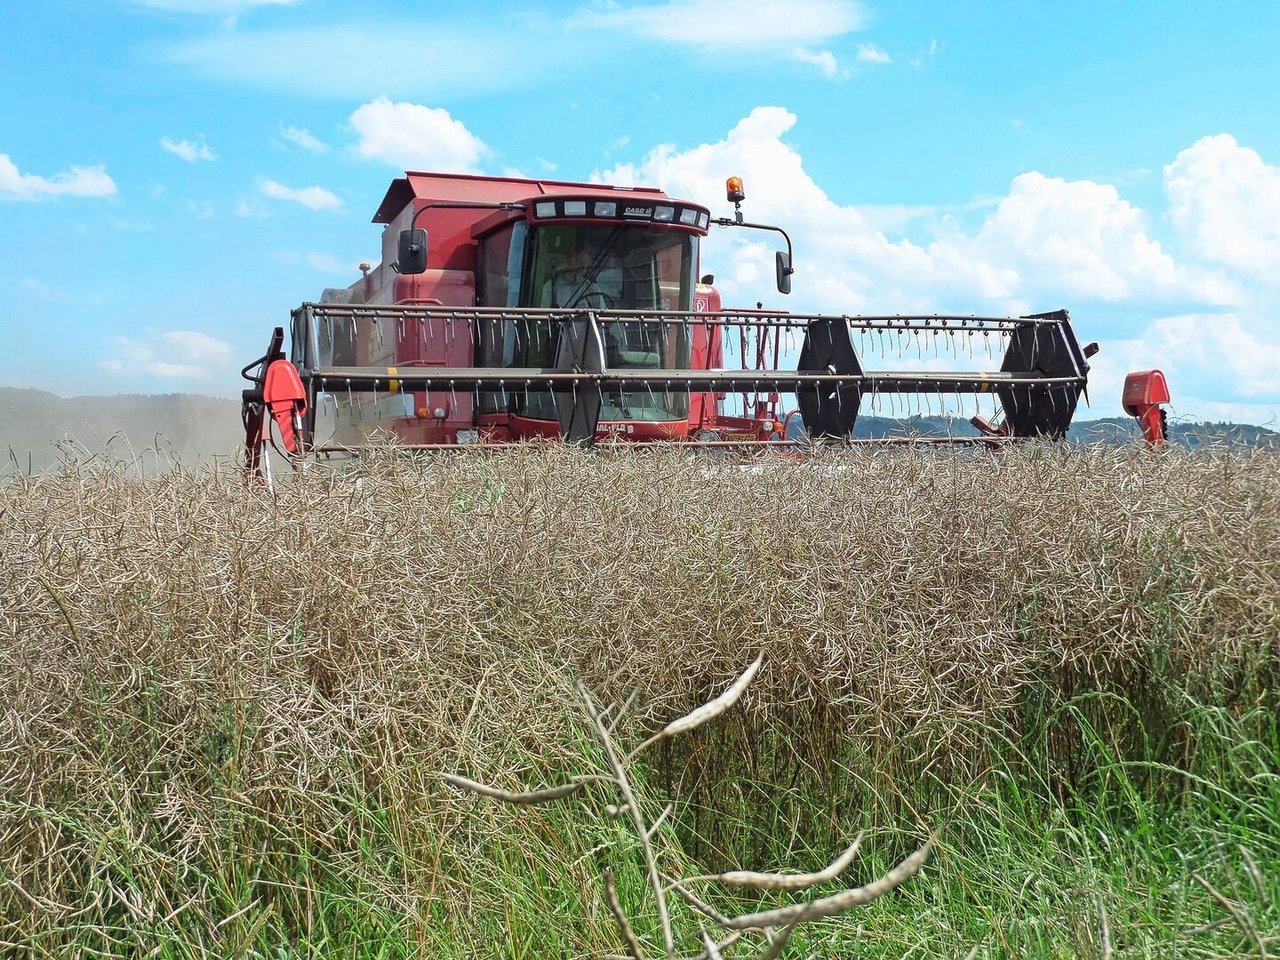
[408,200,527,233]
[712,217,794,274]
[397,201,526,275]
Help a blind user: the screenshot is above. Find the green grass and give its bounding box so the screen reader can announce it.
[12,685,1275,958]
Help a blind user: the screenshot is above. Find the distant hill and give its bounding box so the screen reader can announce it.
[1,388,242,474]
[791,412,1280,447]
[3,387,1277,476]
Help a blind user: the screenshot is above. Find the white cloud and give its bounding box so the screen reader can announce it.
[1165,134,1280,283]
[572,0,866,50]
[160,23,534,99]
[349,98,489,173]
[125,0,298,13]
[280,124,329,153]
[235,198,269,218]
[910,38,941,68]
[1144,314,1280,399]
[20,278,73,302]
[101,330,233,382]
[596,106,1024,311]
[792,48,844,78]
[160,135,217,163]
[1086,313,1280,422]
[957,171,1182,302]
[598,107,1237,310]
[595,107,1280,421]
[0,154,117,201]
[185,198,217,220]
[855,42,891,64]
[259,178,342,210]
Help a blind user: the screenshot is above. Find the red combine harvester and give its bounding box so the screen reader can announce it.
[242,171,1169,478]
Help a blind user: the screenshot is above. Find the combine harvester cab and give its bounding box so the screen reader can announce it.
[242,172,1165,479]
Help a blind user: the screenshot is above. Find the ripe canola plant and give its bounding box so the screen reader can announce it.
[2,443,1278,957]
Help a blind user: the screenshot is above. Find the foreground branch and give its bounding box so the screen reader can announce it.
[720,840,933,930]
[694,834,865,891]
[441,773,581,804]
[441,657,932,959]
[630,654,763,760]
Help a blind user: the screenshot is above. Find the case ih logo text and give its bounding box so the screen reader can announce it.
[623,205,654,218]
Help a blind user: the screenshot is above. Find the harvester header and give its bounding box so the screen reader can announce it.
[241,170,1169,477]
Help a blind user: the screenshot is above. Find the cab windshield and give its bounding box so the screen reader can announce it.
[527,223,696,312]
[510,223,698,422]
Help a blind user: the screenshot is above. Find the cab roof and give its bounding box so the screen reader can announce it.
[373,171,676,224]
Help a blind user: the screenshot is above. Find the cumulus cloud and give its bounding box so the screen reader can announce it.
[956,171,1181,302]
[572,0,865,50]
[101,330,234,381]
[1144,314,1280,398]
[1165,134,1280,283]
[596,107,1280,421]
[160,135,217,163]
[855,43,891,64]
[597,106,1022,311]
[598,107,1242,311]
[349,98,489,172]
[160,23,534,99]
[235,198,269,218]
[0,154,117,201]
[792,48,844,77]
[259,178,342,210]
[280,124,329,153]
[1088,313,1280,417]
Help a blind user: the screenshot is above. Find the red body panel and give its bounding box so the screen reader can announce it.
[326,170,782,445]
[1122,370,1171,414]
[1122,370,1171,447]
[263,358,307,454]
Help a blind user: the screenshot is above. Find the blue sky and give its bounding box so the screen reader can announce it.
[3,0,1279,423]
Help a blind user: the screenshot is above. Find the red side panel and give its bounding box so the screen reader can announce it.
[392,273,477,438]
[1122,370,1170,415]
[689,283,723,432]
[1122,369,1171,448]
[263,359,308,453]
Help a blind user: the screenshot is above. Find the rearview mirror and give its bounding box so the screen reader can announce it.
[775,250,793,295]
[397,228,428,275]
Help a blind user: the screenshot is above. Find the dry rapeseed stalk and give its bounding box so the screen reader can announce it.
[630,654,763,760]
[1,442,1278,952]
